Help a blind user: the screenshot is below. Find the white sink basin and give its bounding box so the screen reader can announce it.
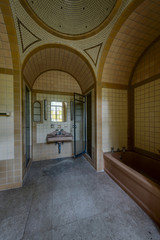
[47,136,72,143]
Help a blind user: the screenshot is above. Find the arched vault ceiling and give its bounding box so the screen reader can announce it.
[9,0,131,74]
[23,46,95,94]
[102,0,160,85]
[21,0,117,38]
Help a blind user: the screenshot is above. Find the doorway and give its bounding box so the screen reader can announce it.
[74,93,86,157]
[86,92,92,158]
[25,86,30,167]
[73,92,92,159]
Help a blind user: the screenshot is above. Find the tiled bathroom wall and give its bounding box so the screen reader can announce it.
[0,8,13,69]
[33,70,82,94]
[33,93,74,161]
[0,74,14,160]
[132,40,160,85]
[102,88,128,152]
[0,73,22,190]
[134,79,160,154]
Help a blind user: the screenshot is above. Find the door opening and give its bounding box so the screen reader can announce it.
[25,86,30,167]
[74,93,86,157]
[87,92,92,158]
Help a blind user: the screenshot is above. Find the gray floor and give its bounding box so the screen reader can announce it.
[0,156,160,240]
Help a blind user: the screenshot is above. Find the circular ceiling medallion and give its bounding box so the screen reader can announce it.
[20,0,120,39]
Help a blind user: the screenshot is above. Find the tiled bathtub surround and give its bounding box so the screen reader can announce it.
[33,93,74,161]
[102,88,128,152]
[33,70,82,94]
[134,79,160,154]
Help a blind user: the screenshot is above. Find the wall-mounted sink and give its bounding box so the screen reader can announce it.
[46,129,73,143]
[47,136,72,143]
[46,130,73,154]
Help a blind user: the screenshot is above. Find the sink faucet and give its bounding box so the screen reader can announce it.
[122,147,126,152]
[111,147,114,153]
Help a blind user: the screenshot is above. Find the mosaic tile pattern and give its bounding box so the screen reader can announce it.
[9,0,132,73]
[132,39,160,85]
[102,88,128,152]
[0,8,13,69]
[26,0,116,35]
[102,0,160,85]
[33,70,81,94]
[17,18,41,53]
[23,47,94,93]
[135,79,160,154]
[0,74,14,160]
[84,43,102,66]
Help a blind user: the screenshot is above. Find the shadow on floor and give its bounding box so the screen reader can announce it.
[0,156,159,240]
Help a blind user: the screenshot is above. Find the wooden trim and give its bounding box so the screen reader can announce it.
[101,82,128,89]
[19,0,122,40]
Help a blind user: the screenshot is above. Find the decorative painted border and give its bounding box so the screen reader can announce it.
[17,17,41,53]
[84,43,103,66]
[19,0,122,40]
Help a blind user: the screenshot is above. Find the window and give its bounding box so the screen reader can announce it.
[51,101,63,122]
[33,101,42,122]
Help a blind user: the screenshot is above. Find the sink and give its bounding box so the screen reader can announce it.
[46,130,73,143]
[47,136,72,143]
[46,130,73,154]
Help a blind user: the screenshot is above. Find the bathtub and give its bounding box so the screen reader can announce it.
[103,151,160,226]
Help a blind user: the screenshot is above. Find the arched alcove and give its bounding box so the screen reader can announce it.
[22,44,96,94]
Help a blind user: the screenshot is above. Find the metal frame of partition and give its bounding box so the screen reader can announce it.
[25,85,30,167]
[74,93,86,157]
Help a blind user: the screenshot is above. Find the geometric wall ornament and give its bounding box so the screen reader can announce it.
[84,43,103,66]
[17,18,41,53]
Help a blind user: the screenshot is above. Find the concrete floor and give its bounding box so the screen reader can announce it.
[0,156,159,240]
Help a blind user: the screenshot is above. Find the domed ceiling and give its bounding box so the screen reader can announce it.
[20,0,117,38]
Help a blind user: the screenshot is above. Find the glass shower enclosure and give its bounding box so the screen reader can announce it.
[74,93,86,157]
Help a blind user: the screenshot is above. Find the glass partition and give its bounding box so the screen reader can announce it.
[74,93,86,157]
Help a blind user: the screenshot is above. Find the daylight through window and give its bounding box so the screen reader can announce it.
[51,101,63,122]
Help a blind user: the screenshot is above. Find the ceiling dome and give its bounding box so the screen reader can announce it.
[21,0,117,39]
